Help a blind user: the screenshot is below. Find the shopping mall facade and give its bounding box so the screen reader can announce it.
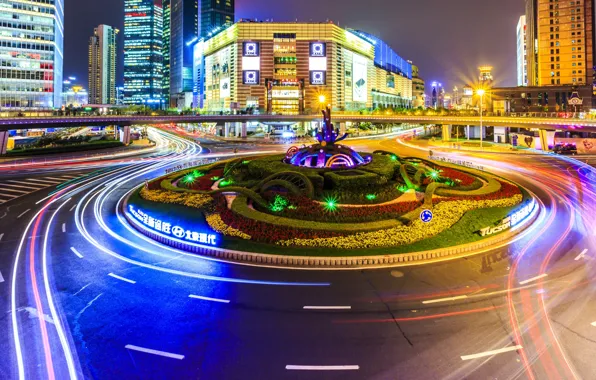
[194,21,413,115]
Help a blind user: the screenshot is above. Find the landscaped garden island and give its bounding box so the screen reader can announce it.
[124,109,537,261]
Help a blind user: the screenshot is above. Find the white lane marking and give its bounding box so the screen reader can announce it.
[422,295,468,304]
[519,273,548,285]
[108,273,136,284]
[5,180,45,189]
[0,183,40,190]
[25,178,61,185]
[0,270,4,283]
[62,223,66,233]
[42,177,69,181]
[285,365,359,371]
[58,175,79,179]
[69,204,77,212]
[575,249,588,261]
[461,345,523,361]
[0,193,18,199]
[189,294,230,303]
[303,306,352,310]
[591,321,596,327]
[17,209,30,219]
[0,233,4,242]
[17,307,55,325]
[125,345,184,360]
[70,247,83,258]
[0,187,29,194]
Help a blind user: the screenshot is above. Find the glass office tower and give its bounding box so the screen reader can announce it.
[169,0,199,107]
[124,0,164,106]
[200,0,234,38]
[0,0,64,110]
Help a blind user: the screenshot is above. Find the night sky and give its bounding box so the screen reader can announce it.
[65,0,523,89]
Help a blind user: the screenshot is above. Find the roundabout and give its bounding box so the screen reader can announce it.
[123,110,539,268]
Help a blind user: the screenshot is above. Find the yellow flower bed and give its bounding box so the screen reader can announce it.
[140,188,213,209]
[206,213,251,240]
[278,195,522,249]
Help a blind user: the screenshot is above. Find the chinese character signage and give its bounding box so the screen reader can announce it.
[129,205,217,246]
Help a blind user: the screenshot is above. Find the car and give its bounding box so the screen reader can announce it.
[553,143,578,155]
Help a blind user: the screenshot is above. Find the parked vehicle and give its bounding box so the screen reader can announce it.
[553,143,578,155]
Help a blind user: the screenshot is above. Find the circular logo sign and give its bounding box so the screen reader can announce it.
[420,209,433,223]
[172,226,185,238]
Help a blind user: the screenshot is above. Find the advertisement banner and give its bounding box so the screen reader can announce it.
[310,42,326,57]
[352,54,368,102]
[220,77,230,98]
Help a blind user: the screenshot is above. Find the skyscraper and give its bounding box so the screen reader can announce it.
[168,0,199,108]
[200,0,234,38]
[89,25,119,105]
[163,0,172,106]
[0,0,64,110]
[124,0,164,106]
[517,15,528,86]
[524,0,595,86]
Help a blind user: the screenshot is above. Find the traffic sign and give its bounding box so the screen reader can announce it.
[420,209,433,223]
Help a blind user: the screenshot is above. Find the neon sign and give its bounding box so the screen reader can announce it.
[128,205,217,246]
[478,199,535,237]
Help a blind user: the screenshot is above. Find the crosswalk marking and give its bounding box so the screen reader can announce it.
[0,193,17,199]
[0,183,44,190]
[0,187,29,194]
[5,180,46,188]
[24,178,62,185]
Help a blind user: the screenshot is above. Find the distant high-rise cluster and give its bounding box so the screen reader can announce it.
[516,15,528,86]
[123,0,235,107]
[0,0,64,110]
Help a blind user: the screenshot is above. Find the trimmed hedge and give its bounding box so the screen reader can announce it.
[323,170,386,191]
[6,141,124,156]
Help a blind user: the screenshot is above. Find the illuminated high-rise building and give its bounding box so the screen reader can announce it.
[525,0,595,86]
[124,0,164,106]
[200,0,234,38]
[89,25,119,105]
[478,66,493,84]
[167,0,199,108]
[517,15,528,86]
[163,0,171,105]
[0,0,64,110]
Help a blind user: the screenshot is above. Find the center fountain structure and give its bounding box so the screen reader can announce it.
[284,107,371,168]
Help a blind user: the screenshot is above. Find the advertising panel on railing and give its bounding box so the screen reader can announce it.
[352,54,368,102]
[220,77,230,99]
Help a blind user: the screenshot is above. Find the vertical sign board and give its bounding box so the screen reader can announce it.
[309,42,327,85]
[352,53,368,102]
[242,42,260,85]
[0,131,8,155]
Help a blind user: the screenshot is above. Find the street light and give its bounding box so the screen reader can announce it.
[476,88,486,149]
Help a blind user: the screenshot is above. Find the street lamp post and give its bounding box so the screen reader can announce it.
[476,89,485,149]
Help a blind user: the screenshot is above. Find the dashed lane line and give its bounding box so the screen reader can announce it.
[108,273,136,284]
[460,345,523,361]
[519,274,548,285]
[62,223,66,233]
[575,249,588,261]
[0,233,4,242]
[17,209,30,219]
[422,295,468,304]
[189,294,230,303]
[303,306,352,310]
[69,204,77,212]
[0,270,4,283]
[70,247,83,259]
[125,345,184,360]
[285,365,360,371]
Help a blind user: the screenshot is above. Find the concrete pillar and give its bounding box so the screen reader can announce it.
[224,122,231,138]
[339,122,347,135]
[0,131,8,155]
[119,126,131,145]
[441,125,452,142]
[493,126,508,144]
[538,129,556,151]
[466,126,485,139]
[241,122,247,138]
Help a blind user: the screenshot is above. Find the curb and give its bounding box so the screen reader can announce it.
[122,190,540,270]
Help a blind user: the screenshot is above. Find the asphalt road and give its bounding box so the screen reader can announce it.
[0,128,595,379]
